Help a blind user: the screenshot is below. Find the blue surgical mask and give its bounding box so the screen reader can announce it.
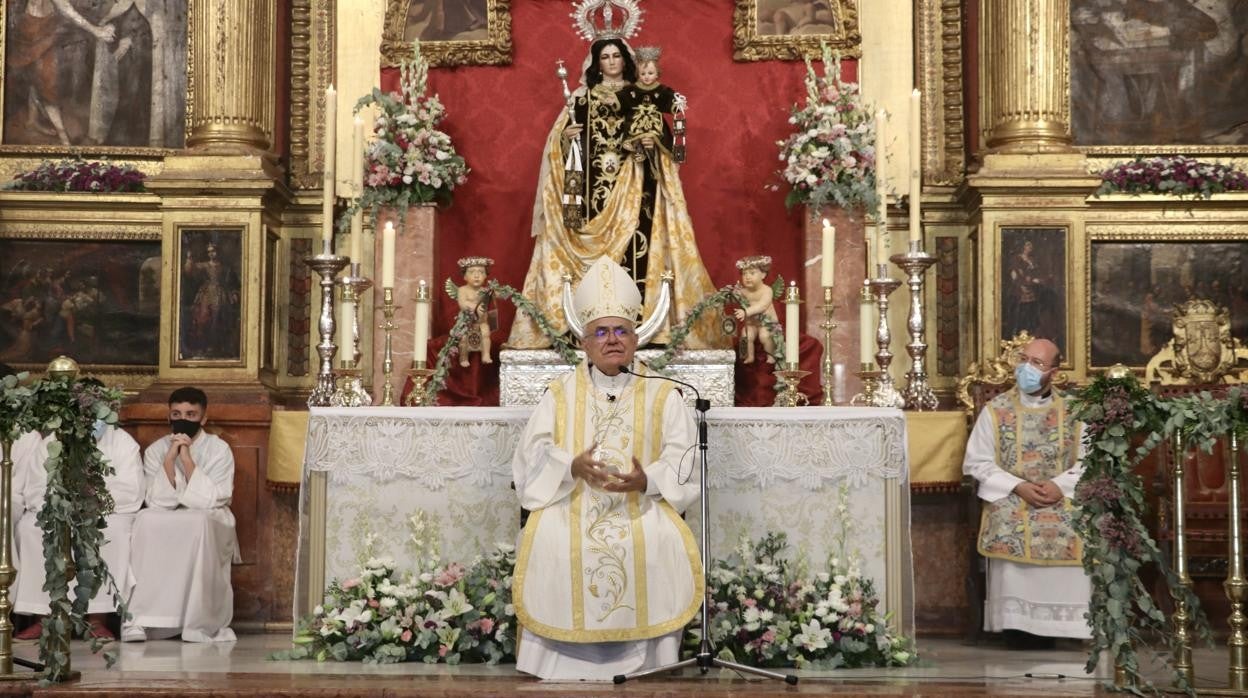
[92,419,108,441]
[1015,362,1046,395]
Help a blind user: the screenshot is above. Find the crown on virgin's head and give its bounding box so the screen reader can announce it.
[571,0,644,42]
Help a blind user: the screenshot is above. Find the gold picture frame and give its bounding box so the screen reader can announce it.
[0,0,193,156]
[1085,225,1248,372]
[732,0,861,62]
[381,0,513,68]
[993,225,1072,368]
[172,225,247,368]
[0,223,161,390]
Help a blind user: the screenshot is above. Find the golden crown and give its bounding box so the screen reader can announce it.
[571,0,643,42]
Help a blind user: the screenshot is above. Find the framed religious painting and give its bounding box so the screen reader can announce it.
[174,226,245,366]
[997,226,1068,361]
[732,0,861,62]
[380,0,512,68]
[1070,0,1248,159]
[0,0,191,153]
[0,234,161,371]
[1087,236,1248,370]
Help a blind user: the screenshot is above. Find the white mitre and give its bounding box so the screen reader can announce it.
[572,256,642,325]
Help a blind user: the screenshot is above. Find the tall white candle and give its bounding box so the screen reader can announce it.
[414,280,430,364]
[909,89,922,244]
[350,115,365,262]
[785,282,800,365]
[321,85,337,251]
[339,298,355,363]
[859,291,875,365]
[874,108,889,268]
[381,222,396,288]
[821,219,836,287]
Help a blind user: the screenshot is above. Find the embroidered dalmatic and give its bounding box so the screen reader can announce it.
[963,388,1092,638]
[512,365,703,678]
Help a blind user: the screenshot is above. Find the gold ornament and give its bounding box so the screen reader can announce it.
[45,356,80,382]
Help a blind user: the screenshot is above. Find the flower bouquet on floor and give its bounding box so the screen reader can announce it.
[775,42,879,214]
[350,40,469,224]
[687,485,915,669]
[275,513,515,664]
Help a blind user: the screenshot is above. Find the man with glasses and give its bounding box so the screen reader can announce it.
[511,256,702,680]
[963,337,1091,647]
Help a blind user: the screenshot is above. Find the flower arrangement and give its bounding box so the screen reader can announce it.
[690,486,913,669]
[1094,156,1248,199]
[275,513,515,665]
[775,43,879,214]
[0,370,128,683]
[348,41,468,226]
[1068,374,1240,692]
[3,158,146,193]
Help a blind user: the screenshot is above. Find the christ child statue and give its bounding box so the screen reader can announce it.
[623,46,681,163]
[456,256,494,367]
[733,255,779,364]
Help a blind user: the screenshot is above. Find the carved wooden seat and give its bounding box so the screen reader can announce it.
[1143,299,1248,622]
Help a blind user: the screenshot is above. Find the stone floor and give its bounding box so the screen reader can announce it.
[2,634,1239,696]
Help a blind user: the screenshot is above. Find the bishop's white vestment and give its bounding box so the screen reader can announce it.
[963,388,1092,639]
[12,426,144,615]
[128,431,239,642]
[512,365,704,680]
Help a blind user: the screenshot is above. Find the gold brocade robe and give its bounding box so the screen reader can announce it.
[976,389,1084,566]
[508,89,725,350]
[512,366,704,642]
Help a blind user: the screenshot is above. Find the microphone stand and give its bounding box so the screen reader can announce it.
[614,366,798,685]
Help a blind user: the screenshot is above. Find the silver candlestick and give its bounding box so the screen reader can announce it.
[867,265,904,408]
[332,264,373,406]
[891,240,939,410]
[306,251,350,407]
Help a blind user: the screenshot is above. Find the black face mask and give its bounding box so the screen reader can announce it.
[170,419,202,438]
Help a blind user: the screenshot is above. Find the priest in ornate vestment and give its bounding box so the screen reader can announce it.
[963,338,1092,641]
[511,256,704,680]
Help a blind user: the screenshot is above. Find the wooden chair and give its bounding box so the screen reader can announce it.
[1142,299,1248,623]
[955,331,1071,644]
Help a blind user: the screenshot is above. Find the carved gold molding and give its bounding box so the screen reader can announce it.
[0,226,161,241]
[1086,224,1248,241]
[381,0,513,68]
[732,0,861,61]
[290,0,335,190]
[916,0,966,185]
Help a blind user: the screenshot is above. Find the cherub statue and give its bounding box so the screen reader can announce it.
[733,255,781,364]
[450,256,494,367]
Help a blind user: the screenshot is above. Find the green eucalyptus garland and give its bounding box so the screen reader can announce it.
[648,284,784,370]
[0,371,127,683]
[1069,377,1248,693]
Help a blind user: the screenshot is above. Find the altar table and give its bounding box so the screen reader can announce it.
[292,406,914,635]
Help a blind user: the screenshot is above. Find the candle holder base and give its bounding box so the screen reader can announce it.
[404,366,437,406]
[773,367,811,407]
[329,367,371,407]
[306,253,350,407]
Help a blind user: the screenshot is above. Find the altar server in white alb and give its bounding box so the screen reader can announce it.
[512,256,703,681]
[125,386,240,642]
[963,337,1092,642]
[11,409,144,641]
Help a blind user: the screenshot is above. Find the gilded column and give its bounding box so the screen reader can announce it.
[186,0,277,151]
[979,0,1072,152]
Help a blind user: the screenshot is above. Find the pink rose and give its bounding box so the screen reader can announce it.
[341,578,360,590]
[743,598,757,608]
[434,563,465,588]
[761,629,776,644]
[401,629,412,643]
[438,644,449,657]
[479,618,495,634]
[369,599,380,608]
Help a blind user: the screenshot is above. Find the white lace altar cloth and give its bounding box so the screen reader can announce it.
[293,406,913,633]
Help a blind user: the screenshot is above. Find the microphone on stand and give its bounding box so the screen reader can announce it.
[619,366,710,415]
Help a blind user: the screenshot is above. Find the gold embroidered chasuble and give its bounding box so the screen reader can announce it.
[976,388,1084,566]
[512,366,704,643]
[508,84,724,350]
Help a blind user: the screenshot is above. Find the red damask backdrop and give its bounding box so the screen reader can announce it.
[380,0,858,340]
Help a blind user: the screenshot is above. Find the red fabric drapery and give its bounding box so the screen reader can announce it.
[381,0,857,405]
